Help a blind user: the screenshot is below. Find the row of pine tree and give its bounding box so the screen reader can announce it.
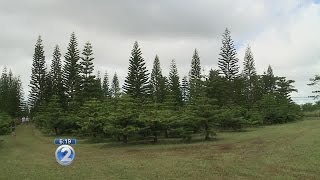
[26,28,302,143]
[0,68,26,134]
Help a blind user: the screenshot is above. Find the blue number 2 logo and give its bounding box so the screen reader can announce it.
[55,145,75,166]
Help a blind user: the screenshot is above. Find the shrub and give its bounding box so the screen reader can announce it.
[217,108,247,131]
[245,110,263,126]
[0,112,12,135]
[258,94,302,124]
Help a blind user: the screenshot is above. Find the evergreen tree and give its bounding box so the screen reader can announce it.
[8,71,23,117]
[92,71,103,100]
[29,36,47,111]
[262,65,276,94]
[80,41,96,101]
[104,95,140,143]
[0,68,9,114]
[77,99,104,137]
[242,46,256,78]
[181,76,189,102]
[44,69,53,104]
[242,46,257,108]
[232,76,246,105]
[0,68,23,117]
[192,90,219,140]
[276,77,297,102]
[161,76,171,108]
[50,45,64,103]
[218,28,239,81]
[111,73,120,98]
[0,111,12,135]
[189,49,202,102]
[123,41,149,100]
[44,95,64,135]
[80,42,94,79]
[150,55,165,104]
[102,71,111,98]
[206,69,228,106]
[168,59,182,107]
[63,32,81,104]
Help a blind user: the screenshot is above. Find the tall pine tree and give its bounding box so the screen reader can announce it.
[0,69,23,117]
[150,55,165,104]
[276,77,297,102]
[102,71,110,98]
[189,49,202,102]
[218,28,239,81]
[123,41,149,100]
[80,42,94,79]
[111,73,120,98]
[50,45,64,103]
[0,68,9,113]
[80,41,96,101]
[92,71,103,100]
[242,46,256,78]
[242,46,257,108]
[181,76,189,103]
[29,36,47,111]
[262,65,276,94]
[63,32,81,104]
[206,69,227,106]
[44,69,53,104]
[168,59,182,108]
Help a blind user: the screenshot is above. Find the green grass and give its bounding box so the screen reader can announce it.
[1,120,320,180]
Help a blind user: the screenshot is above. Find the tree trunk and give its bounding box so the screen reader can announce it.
[153,132,158,143]
[204,124,210,140]
[165,129,169,138]
[205,132,210,140]
[54,127,58,135]
[123,135,128,143]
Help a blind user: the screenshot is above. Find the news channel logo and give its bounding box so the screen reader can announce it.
[55,144,76,166]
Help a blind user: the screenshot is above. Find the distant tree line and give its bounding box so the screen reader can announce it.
[30,29,302,143]
[301,102,320,112]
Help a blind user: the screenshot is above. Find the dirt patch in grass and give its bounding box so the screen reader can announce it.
[251,138,264,144]
[216,143,234,151]
[264,164,282,174]
[125,149,142,154]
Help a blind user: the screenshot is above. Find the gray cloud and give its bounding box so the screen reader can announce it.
[0,0,318,104]
[0,0,277,38]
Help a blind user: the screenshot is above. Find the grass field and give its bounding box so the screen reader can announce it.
[1,119,320,180]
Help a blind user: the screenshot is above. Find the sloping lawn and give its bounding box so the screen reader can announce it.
[0,119,319,179]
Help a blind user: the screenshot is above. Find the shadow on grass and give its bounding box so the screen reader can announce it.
[45,129,257,148]
[95,136,222,149]
[217,126,262,133]
[33,125,267,148]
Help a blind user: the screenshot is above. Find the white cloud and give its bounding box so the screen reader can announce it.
[238,2,320,104]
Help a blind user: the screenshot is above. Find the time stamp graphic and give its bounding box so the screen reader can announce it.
[54,138,76,166]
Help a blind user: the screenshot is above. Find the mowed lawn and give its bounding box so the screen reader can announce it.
[1,119,320,180]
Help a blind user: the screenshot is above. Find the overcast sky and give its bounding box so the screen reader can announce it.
[0,0,319,104]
